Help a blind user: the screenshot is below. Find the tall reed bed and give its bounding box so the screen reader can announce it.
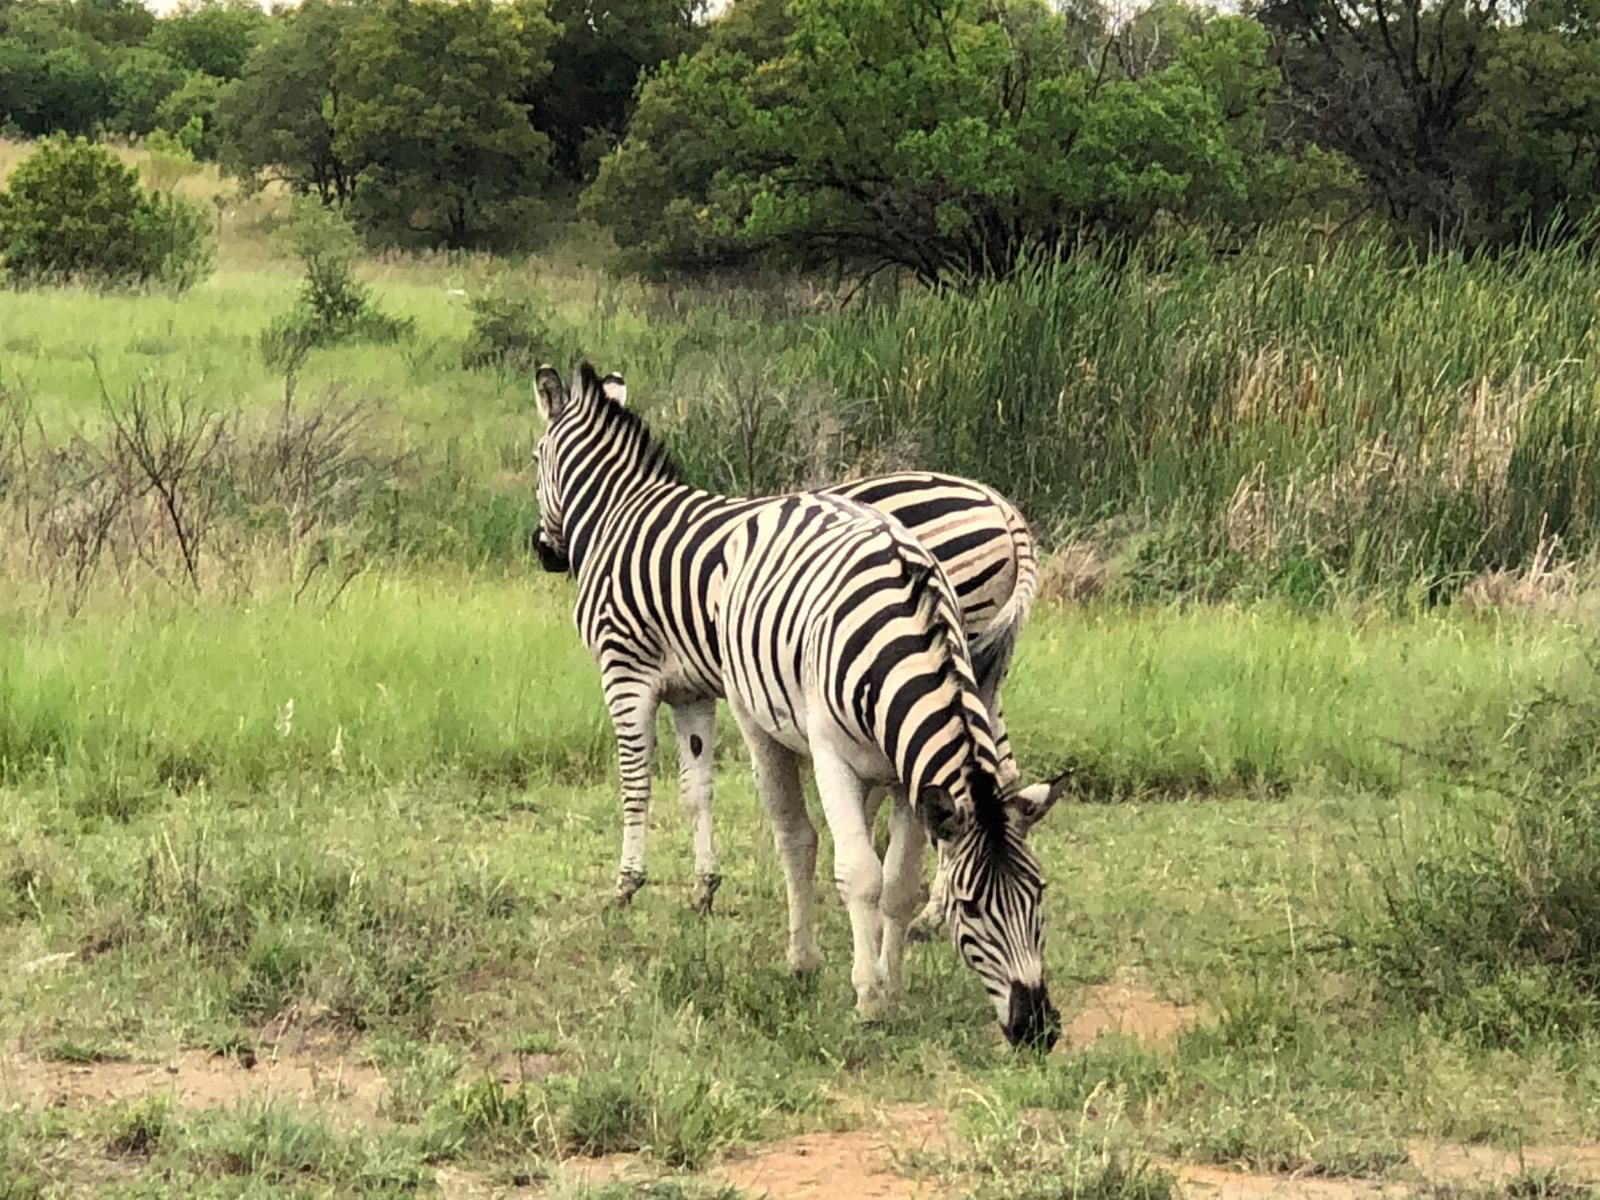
[804,233,1600,594]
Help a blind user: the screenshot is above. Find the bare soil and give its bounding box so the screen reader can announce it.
[9,980,1600,1199]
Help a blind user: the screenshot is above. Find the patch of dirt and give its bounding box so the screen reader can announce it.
[0,1044,387,1124]
[719,1130,937,1199]
[1170,1164,1409,1198]
[717,1105,954,1200]
[1060,977,1201,1049]
[1408,1139,1600,1187]
[435,1164,543,1198]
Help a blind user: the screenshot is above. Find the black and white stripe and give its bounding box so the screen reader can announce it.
[533,361,1043,922]
[713,492,1063,1046]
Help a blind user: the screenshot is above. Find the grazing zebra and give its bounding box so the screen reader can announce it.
[714,491,1064,1046]
[531,361,1043,922]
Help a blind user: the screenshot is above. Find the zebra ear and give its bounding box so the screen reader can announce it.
[918,785,971,844]
[1010,770,1070,833]
[600,372,628,406]
[535,365,568,422]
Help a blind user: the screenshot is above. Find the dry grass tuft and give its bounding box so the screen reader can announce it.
[1037,540,1109,605]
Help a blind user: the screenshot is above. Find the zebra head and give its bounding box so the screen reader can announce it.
[920,773,1065,1050]
[531,361,630,575]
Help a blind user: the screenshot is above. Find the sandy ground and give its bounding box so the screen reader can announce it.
[5,980,1598,1198]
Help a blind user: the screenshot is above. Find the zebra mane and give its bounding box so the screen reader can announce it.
[571,361,683,485]
[894,539,1019,863]
[966,753,1028,869]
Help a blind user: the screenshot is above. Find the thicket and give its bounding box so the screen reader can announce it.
[11,0,1600,266]
[1363,651,1600,1047]
[0,134,211,289]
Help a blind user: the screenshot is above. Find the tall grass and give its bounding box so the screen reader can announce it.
[810,232,1600,593]
[0,581,1580,799]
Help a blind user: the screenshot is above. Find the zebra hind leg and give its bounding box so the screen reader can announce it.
[673,699,721,916]
[606,681,661,907]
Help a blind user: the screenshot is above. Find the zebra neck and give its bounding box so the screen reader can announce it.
[565,474,697,576]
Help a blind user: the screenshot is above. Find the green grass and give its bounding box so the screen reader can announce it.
[7,151,1600,1193]
[5,585,1600,1193]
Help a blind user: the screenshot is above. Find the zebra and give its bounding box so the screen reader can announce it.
[531,360,1045,925]
[713,490,1064,1046]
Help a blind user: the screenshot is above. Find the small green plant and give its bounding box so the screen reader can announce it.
[260,201,413,369]
[460,289,563,374]
[143,126,199,194]
[0,135,213,291]
[1363,654,1600,1045]
[103,1096,172,1158]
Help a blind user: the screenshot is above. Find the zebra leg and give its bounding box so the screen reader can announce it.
[812,744,886,1019]
[876,789,924,997]
[673,699,720,916]
[737,710,822,972]
[606,678,660,907]
[862,785,889,851]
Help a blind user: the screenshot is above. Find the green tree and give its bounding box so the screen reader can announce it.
[1469,0,1600,242]
[333,0,557,249]
[217,0,362,204]
[150,0,271,80]
[579,0,794,267]
[0,134,212,289]
[534,0,705,182]
[154,69,226,158]
[588,0,1312,279]
[61,0,154,47]
[110,45,187,135]
[1257,0,1500,239]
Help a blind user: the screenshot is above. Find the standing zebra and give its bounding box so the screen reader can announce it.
[714,490,1062,1045]
[532,361,1044,923]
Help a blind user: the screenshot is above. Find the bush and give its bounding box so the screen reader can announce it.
[460,290,565,374]
[0,135,213,290]
[260,201,412,369]
[1363,654,1600,1045]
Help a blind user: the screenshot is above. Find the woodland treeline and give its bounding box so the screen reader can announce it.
[2,0,1597,275]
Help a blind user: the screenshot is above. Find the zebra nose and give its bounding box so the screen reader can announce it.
[1003,982,1059,1052]
[533,527,570,574]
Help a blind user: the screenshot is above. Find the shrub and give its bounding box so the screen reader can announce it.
[260,201,412,369]
[0,135,213,290]
[1362,653,1600,1045]
[460,290,563,374]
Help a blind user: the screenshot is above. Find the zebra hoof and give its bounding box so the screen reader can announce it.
[854,986,890,1023]
[614,870,647,907]
[905,923,934,944]
[691,873,722,917]
[787,946,824,974]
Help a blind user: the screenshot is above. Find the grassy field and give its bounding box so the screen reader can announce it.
[6,140,1600,1198]
[6,584,1600,1197]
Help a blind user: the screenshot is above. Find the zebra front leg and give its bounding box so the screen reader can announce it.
[673,699,720,916]
[606,679,660,906]
[812,744,885,1019]
[735,707,822,972]
[876,790,924,997]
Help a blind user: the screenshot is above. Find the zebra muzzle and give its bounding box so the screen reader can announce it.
[533,527,570,573]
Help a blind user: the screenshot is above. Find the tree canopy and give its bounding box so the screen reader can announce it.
[5,0,1600,267]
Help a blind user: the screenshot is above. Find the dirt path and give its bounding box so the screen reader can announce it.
[7,981,1600,1199]
[0,1043,388,1123]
